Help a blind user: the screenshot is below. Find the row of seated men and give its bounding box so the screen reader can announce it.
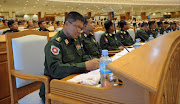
[0,19,63,29]
[2,11,180,103]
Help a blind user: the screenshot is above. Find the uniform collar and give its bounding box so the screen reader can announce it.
[60,30,75,44]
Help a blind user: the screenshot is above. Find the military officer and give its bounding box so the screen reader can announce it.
[3,20,19,34]
[147,21,158,38]
[26,20,34,29]
[80,16,102,58]
[135,22,149,42]
[163,22,170,33]
[116,20,134,46]
[38,20,50,32]
[100,20,124,51]
[39,11,99,103]
[156,21,164,34]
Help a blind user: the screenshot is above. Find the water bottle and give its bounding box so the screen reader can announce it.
[156,32,161,37]
[163,31,167,35]
[134,38,142,49]
[100,50,114,87]
[148,35,154,41]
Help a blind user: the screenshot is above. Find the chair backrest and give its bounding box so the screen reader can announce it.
[6,30,49,88]
[56,27,63,32]
[127,29,135,41]
[94,30,104,44]
[0,26,9,35]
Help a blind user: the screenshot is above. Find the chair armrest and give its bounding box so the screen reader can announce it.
[10,70,50,104]
[11,70,49,82]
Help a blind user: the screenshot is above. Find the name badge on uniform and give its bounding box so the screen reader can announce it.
[51,45,60,55]
[104,37,108,43]
[93,39,96,43]
[65,39,69,45]
[121,35,124,39]
[84,34,87,37]
[76,44,81,50]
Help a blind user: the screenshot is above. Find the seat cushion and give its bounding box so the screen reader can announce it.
[12,35,47,88]
[18,89,44,104]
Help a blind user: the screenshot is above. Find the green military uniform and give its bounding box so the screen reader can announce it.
[115,29,134,46]
[80,32,102,58]
[3,29,19,35]
[135,29,149,42]
[147,28,158,38]
[155,27,164,34]
[39,30,90,102]
[38,28,50,32]
[100,31,120,51]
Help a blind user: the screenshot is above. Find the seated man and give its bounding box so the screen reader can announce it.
[39,11,99,103]
[147,21,158,38]
[163,22,170,33]
[3,20,19,35]
[100,20,124,51]
[26,20,34,29]
[38,20,50,32]
[116,20,134,46]
[135,22,149,42]
[1,19,8,27]
[80,16,102,58]
[156,21,164,34]
[167,22,176,31]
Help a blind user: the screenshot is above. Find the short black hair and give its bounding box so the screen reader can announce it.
[104,20,113,30]
[8,20,15,28]
[164,22,169,24]
[148,21,155,26]
[84,16,91,25]
[56,21,60,25]
[3,20,8,24]
[170,22,176,26]
[157,21,163,26]
[141,22,148,27]
[64,11,84,24]
[119,20,127,28]
[38,20,44,27]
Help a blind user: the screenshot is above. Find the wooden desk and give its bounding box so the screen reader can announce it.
[0,35,10,104]
[0,31,56,103]
[48,31,180,104]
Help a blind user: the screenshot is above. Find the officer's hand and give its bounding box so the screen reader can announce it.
[119,46,124,50]
[85,58,99,71]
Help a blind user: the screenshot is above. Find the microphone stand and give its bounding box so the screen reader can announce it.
[112,12,130,53]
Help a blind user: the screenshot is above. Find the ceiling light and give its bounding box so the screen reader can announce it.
[26,1,28,2]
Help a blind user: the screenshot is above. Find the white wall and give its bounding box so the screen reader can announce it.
[55,16,64,21]
[149,13,163,19]
[24,14,38,21]
[0,12,16,20]
[132,16,141,20]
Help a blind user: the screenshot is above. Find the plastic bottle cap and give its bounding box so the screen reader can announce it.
[150,35,153,37]
[136,39,140,42]
[102,50,108,56]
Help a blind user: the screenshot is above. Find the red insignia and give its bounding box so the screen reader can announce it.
[121,35,124,39]
[104,37,108,43]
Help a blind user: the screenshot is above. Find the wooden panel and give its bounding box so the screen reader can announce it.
[0,42,6,52]
[0,61,10,100]
[0,52,7,62]
[0,96,11,104]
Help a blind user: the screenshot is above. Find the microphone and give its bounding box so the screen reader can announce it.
[111,12,130,53]
[136,30,148,42]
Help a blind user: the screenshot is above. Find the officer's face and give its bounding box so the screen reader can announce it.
[10,22,18,30]
[28,21,33,27]
[40,22,47,28]
[110,24,115,32]
[150,24,156,29]
[84,18,95,32]
[66,20,83,39]
[4,21,8,26]
[124,22,130,30]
